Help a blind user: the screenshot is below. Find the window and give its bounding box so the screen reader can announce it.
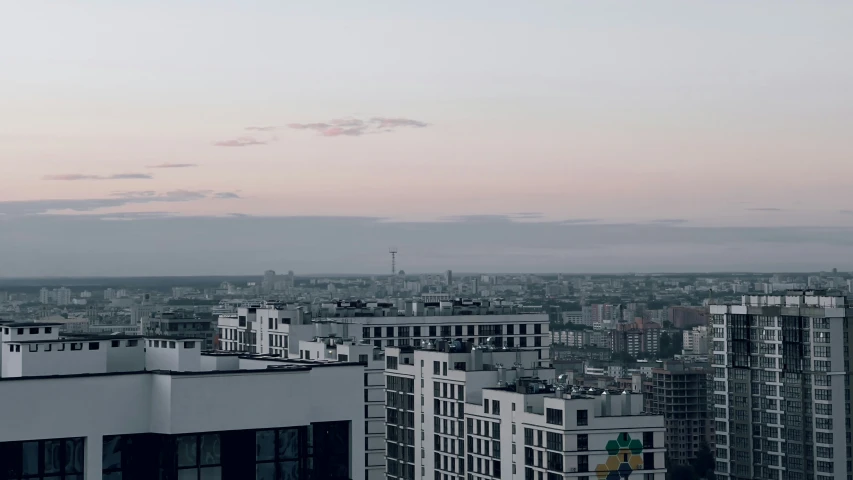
[434,361,441,375]
[174,433,222,479]
[71,343,82,351]
[545,408,563,426]
[524,429,533,446]
[29,327,40,334]
[577,455,588,472]
[642,432,654,448]
[127,340,138,347]
[111,340,120,347]
[576,410,588,426]
[362,327,370,339]
[386,356,398,369]
[577,434,588,451]
[546,432,562,451]
[546,452,562,472]
[643,452,655,469]
[17,328,23,335]
[1,437,85,479]
[169,341,176,349]
[492,400,501,415]
[184,341,196,349]
[374,327,382,338]
[359,354,368,363]
[484,399,490,414]
[28,344,38,352]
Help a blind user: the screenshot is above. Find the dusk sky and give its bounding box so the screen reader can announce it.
[2,1,853,275]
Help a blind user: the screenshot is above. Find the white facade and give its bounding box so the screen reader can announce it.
[298,337,386,480]
[0,322,365,480]
[384,345,667,480]
[217,302,551,365]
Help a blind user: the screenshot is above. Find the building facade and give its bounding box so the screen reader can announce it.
[217,300,551,365]
[711,291,851,480]
[384,343,667,480]
[646,361,712,466]
[0,322,364,480]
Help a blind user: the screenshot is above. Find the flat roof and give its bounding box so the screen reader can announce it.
[8,334,204,344]
[2,322,63,328]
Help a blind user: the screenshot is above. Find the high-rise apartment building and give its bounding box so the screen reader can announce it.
[710,291,851,480]
[646,361,712,466]
[55,287,71,306]
[384,343,667,480]
[39,288,50,304]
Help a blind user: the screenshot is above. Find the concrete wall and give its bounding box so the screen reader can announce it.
[106,339,146,372]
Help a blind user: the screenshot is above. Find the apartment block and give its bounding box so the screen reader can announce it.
[711,291,851,480]
[384,342,667,480]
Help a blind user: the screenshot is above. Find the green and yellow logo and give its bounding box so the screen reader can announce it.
[595,433,644,480]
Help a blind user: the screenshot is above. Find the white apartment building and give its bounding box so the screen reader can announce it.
[551,330,611,349]
[681,326,710,355]
[217,300,551,365]
[298,336,387,480]
[0,320,364,480]
[384,343,666,480]
[710,291,851,480]
[561,312,585,327]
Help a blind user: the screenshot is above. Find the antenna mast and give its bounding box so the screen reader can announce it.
[389,247,398,277]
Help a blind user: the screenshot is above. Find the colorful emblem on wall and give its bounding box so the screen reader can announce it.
[594,433,644,480]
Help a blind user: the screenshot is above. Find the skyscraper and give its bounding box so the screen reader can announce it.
[445,270,453,287]
[711,291,850,480]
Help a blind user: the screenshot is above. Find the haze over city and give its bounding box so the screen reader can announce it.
[2,1,853,275]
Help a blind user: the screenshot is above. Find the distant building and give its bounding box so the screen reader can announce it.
[611,318,662,357]
[561,311,585,326]
[142,310,216,350]
[668,306,709,328]
[55,287,71,306]
[103,288,116,300]
[682,325,710,355]
[263,269,277,293]
[217,299,551,364]
[445,269,453,286]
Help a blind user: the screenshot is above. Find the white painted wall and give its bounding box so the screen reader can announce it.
[106,339,146,372]
[0,363,365,480]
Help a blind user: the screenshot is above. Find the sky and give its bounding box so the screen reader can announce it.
[1,1,853,275]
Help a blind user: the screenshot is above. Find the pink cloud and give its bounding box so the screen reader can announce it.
[44,173,153,181]
[213,137,268,147]
[147,163,198,168]
[287,116,428,138]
